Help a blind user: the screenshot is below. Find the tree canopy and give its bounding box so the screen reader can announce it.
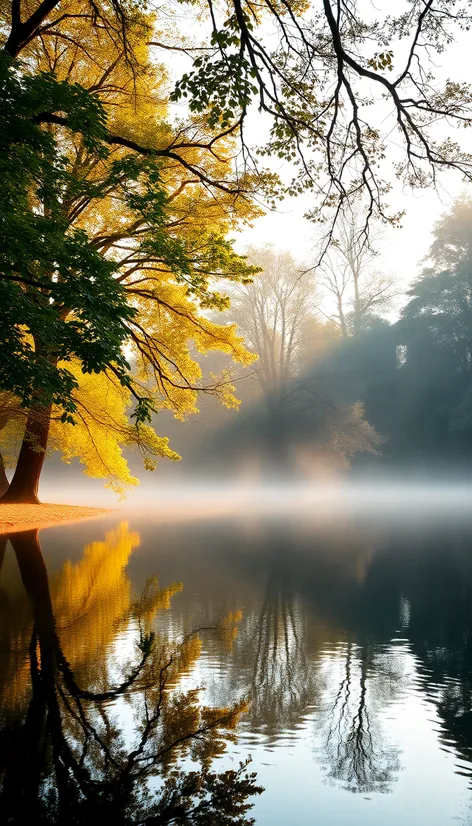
[0,0,261,499]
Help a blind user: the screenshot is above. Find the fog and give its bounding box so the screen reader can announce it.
[37,472,472,520]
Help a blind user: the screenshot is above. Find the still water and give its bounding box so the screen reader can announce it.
[2,493,472,824]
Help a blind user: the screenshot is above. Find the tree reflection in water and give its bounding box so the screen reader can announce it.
[0,525,262,826]
[224,524,404,791]
[245,543,314,738]
[383,531,472,783]
[316,640,401,794]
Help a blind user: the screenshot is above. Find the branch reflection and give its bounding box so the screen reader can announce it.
[227,524,403,791]
[0,525,262,825]
[316,641,401,794]
[246,543,314,737]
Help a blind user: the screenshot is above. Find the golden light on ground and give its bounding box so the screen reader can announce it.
[0,503,113,534]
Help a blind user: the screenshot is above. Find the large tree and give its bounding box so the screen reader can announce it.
[394,197,472,451]
[0,6,261,502]
[4,0,472,234]
[228,247,316,406]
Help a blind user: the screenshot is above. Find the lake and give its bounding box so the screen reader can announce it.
[2,486,472,824]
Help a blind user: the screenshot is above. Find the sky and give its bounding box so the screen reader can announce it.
[237,186,463,296]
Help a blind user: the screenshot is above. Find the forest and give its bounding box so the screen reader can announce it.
[140,199,472,482]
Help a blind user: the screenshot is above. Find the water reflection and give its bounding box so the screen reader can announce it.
[133,511,472,821]
[0,524,262,825]
[217,524,402,792]
[240,536,313,737]
[315,641,402,794]
[388,531,472,778]
[2,511,472,824]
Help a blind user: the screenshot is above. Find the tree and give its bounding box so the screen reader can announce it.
[0,367,180,498]
[3,0,472,500]
[201,245,382,476]
[202,371,383,478]
[0,55,139,502]
[228,247,316,407]
[314,197,472,463]
[194,247,384,476]
[316,209,397,337]
[172,0,472,237]
[0,8,259,502]
[390,197,472,455]
[5,0,472,232]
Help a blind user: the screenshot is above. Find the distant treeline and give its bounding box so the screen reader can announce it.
[192,198,472,475]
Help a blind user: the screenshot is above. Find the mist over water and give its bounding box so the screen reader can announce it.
[38,470,472,520]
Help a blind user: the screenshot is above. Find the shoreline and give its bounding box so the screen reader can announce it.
[0,503,114,535]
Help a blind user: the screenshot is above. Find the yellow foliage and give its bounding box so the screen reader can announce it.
[219,609,244,650]
[133,575,183,631]
[51,365,180,492]
[0,3,261,491]
[0,521,185,706]
[0,522,249,776]
[0,364,181,493]
[52,522,141,672]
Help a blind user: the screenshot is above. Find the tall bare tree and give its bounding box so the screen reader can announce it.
[316,211,398,337]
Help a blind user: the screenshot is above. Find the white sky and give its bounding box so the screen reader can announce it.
[236,181,466,306]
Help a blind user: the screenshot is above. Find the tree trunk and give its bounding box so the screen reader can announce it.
[0,535,7,575]
[2,529,60,823]
[353,269,362,337]
[0,451,9,498]
[337,295,349,339]
[0,406,52,504]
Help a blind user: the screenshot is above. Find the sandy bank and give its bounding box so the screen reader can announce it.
[0,504,113,535]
